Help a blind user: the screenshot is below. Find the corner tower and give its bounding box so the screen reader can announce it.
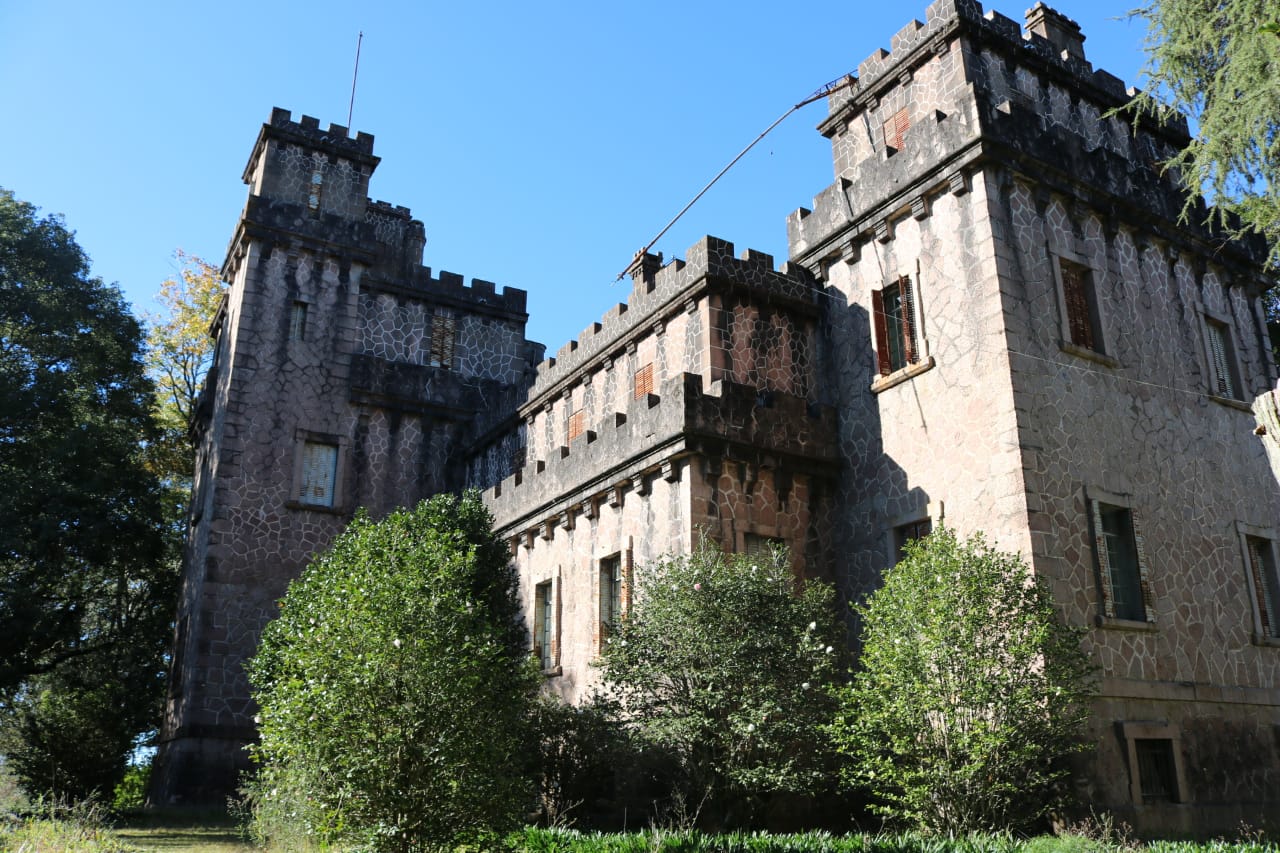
[152,109,540,804]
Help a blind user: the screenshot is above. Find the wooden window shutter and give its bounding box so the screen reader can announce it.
[1060,261,1095,351]
[1205,320,1238,398]
[300,442,338,506]
[883,107,910,150]
[634,362,654,399]
[567,409,586,442]
[1248,538,1278,637]
[898,275,917,364]
[871,288,892,376]
[430,313,456,368]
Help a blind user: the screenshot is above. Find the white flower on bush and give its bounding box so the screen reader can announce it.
[392,638,402,649]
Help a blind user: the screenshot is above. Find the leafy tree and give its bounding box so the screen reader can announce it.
[142,251,224,508]
[1130,0,1280,264]
[832,528,1094,834]
[0,187,170,695]
[599,543,845,829]
[245,492,538,852]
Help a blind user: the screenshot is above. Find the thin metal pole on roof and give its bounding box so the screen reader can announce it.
[348,31,364,128]
[616,73,857,282]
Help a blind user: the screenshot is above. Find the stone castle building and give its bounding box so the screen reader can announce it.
[153,0,1280,833]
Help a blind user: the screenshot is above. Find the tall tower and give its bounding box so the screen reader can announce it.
[152,109,539,803]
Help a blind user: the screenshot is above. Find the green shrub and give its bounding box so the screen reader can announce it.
[599,542,846,829]
[244,491,539,852]
[832,527,1095,834]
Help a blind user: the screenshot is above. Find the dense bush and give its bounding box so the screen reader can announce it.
[599,542,846,829]
[832,528,1095,834]
[244,492,539,852]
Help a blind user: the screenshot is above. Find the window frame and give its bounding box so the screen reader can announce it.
[598,554,623,647]
[533,580,558,673]
[1201,309,1243,402]
[429,310,456,369]
[1087,488,1155,627]
[1118,721,1189,806]
[1050,251,1114,365]
[289,429,348,513]
[633,362,655,399]
[1237,521,1280,646]
[289,300,309,342]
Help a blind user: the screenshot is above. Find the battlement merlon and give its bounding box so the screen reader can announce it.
[241,107,381,185]
[519,236,819,412]
[816,0,1189,144]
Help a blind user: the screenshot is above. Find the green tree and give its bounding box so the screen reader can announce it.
[0,188,173,801]
[0,187,169,694]
[1130,0,1280,263]
[599,543,845,829]
[245,492,538,852]
[832,528,1094,834]
[142,251,224,510]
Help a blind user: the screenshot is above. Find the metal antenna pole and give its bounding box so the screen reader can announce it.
[347,31,364,128]
[616,73,856,282]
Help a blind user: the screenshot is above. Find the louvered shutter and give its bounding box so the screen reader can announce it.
[430,313,455,368]
[871,288,892,376]
[300,442,337,506]
[882,107,910,150]
[899,275,917,364]
[1060,261,1095,351]
[1248,538,1278,638]
[1205,321,1237,398]
[567,410,585,442]
[634,363,654,399]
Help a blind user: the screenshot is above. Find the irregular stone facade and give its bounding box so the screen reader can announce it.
[155,1,1280,835]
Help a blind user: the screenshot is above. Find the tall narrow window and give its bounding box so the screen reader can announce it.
[308,169,323,211]
[599,555,622,641]
[299,442,338,507]
[1059,258,1101,352]
[1093,502,1149,622]
[567,409,586,442]
[871,276,918,376]
[430,312,455,369]
[1246,536,1280,639]
[1204,317,1240,399]
[534,581,553,671]
[883,107,910,152]
[634,362,654,399]
[289,301,308,342]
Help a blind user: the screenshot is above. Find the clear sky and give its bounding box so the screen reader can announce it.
[0,1,1148,352]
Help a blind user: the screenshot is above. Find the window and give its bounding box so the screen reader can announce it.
[633,362,654,399]
[893,517,932,564]
[1134,739,1180,803]
[1091,500,1152,623]
[299,441,338,507]
[567,409,586,442]
[430,312,455,368]
[534,581,554,671]
[308,169,323,211]
[1245,534,1280,640]
[599,555,622,641]
[871,275,918,376]
[1120,721,1187,805]
[289,301,308,342]
[1204,316,1241,399]
[1059,258,1102,353]
[883,107,910,152]
[744,533,785,561]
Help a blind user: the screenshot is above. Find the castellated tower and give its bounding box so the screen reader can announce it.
[151,109,542,803]
[787,1,1280,833]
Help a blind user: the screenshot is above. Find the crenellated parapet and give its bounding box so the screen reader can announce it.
[257,106,377,164]
[487,371,837,535]
[522,236,818,411]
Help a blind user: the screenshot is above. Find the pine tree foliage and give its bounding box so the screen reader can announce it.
[1131,0,1280,264]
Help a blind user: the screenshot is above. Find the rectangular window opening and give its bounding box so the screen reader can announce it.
[1135,738,1179,803]
[567,409,586,442]
[893,517,932,564]
[299,441,338,507]
[289,301,308,342]
[1247,536,1280,639]
[1205,317,1240,399]
[634,362,654,399]
[883,107,910,152]
[430,313,456,369]
[1060,258,1102,353]
[599,555,622,641]
[1097,503,1146,622]
[744,533,786,562]
[872,276,919,376]
[534,581,553,671]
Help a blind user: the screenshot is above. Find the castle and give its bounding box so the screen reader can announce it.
[152,0,1280,834]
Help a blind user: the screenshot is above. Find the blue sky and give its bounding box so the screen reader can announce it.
[1,1,1148,352]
